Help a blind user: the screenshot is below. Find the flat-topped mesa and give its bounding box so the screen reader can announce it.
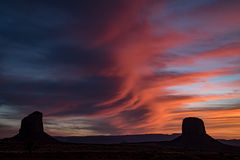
[19,111,44,136]
[171,117,224,149]
[182,117,206,136]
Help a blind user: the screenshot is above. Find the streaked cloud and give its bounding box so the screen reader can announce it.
[0,0,239,139]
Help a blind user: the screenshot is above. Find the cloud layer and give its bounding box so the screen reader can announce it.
[0,0,240,139]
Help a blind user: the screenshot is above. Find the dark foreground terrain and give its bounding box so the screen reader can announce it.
[1,142,240,160]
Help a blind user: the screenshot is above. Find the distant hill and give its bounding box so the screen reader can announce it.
[218,139,240,147]
[55,134,240,147]
[55,133,180,144]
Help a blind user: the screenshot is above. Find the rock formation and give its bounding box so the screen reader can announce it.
[4,111,57,143]
[182,117,206,136]
[19,111,44,136]
[171,117,224,149]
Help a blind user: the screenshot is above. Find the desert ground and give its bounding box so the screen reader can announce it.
[1,142,240,160]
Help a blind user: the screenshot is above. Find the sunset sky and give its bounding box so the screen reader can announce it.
[0,0,240,139]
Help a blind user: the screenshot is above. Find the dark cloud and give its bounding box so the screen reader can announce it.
[118,106,150,126]
[45,118,123,135]
[156,95,196,103]
[41,46,117,77]
[0,76,125,114]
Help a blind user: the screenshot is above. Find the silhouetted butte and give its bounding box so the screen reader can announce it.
[4,111,57,143]
[170,117,228,150]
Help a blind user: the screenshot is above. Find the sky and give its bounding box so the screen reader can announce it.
[0,0,240,139]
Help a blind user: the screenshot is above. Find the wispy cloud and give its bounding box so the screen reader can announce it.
[0,0,240,138]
